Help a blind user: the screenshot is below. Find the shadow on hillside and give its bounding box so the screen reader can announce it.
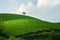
[0,29,60,40]
[15,29,60,40]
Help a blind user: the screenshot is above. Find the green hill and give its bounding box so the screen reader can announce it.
[0,13,60,36]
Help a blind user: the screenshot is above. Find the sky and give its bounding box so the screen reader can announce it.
[0,0,60,22]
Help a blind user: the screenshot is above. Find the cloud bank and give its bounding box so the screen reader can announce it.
[16,0,60,22]
[37,0,60,8]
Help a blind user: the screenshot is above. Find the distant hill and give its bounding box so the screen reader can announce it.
[0,13,60,36]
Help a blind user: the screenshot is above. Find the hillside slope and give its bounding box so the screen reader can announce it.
[0,13,60,36]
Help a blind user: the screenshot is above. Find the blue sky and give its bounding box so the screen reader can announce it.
[0,0,37,12]
[0,0,60,22]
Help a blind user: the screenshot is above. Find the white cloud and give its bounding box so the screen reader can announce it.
[16,0,60,22]
[16,0,60,13]
[16,1,36,14]
[37,0,48,8]
[37,0,60,8]
[16,4,26,13]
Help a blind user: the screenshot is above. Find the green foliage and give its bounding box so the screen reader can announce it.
[0,19,4,33]
[15,30,60,40]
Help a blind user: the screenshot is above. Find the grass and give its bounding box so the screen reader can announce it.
[0,13,60,36]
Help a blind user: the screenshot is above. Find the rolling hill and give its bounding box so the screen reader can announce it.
[0,13,60,36]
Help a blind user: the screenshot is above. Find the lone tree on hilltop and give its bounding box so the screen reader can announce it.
[23,12,26,15]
